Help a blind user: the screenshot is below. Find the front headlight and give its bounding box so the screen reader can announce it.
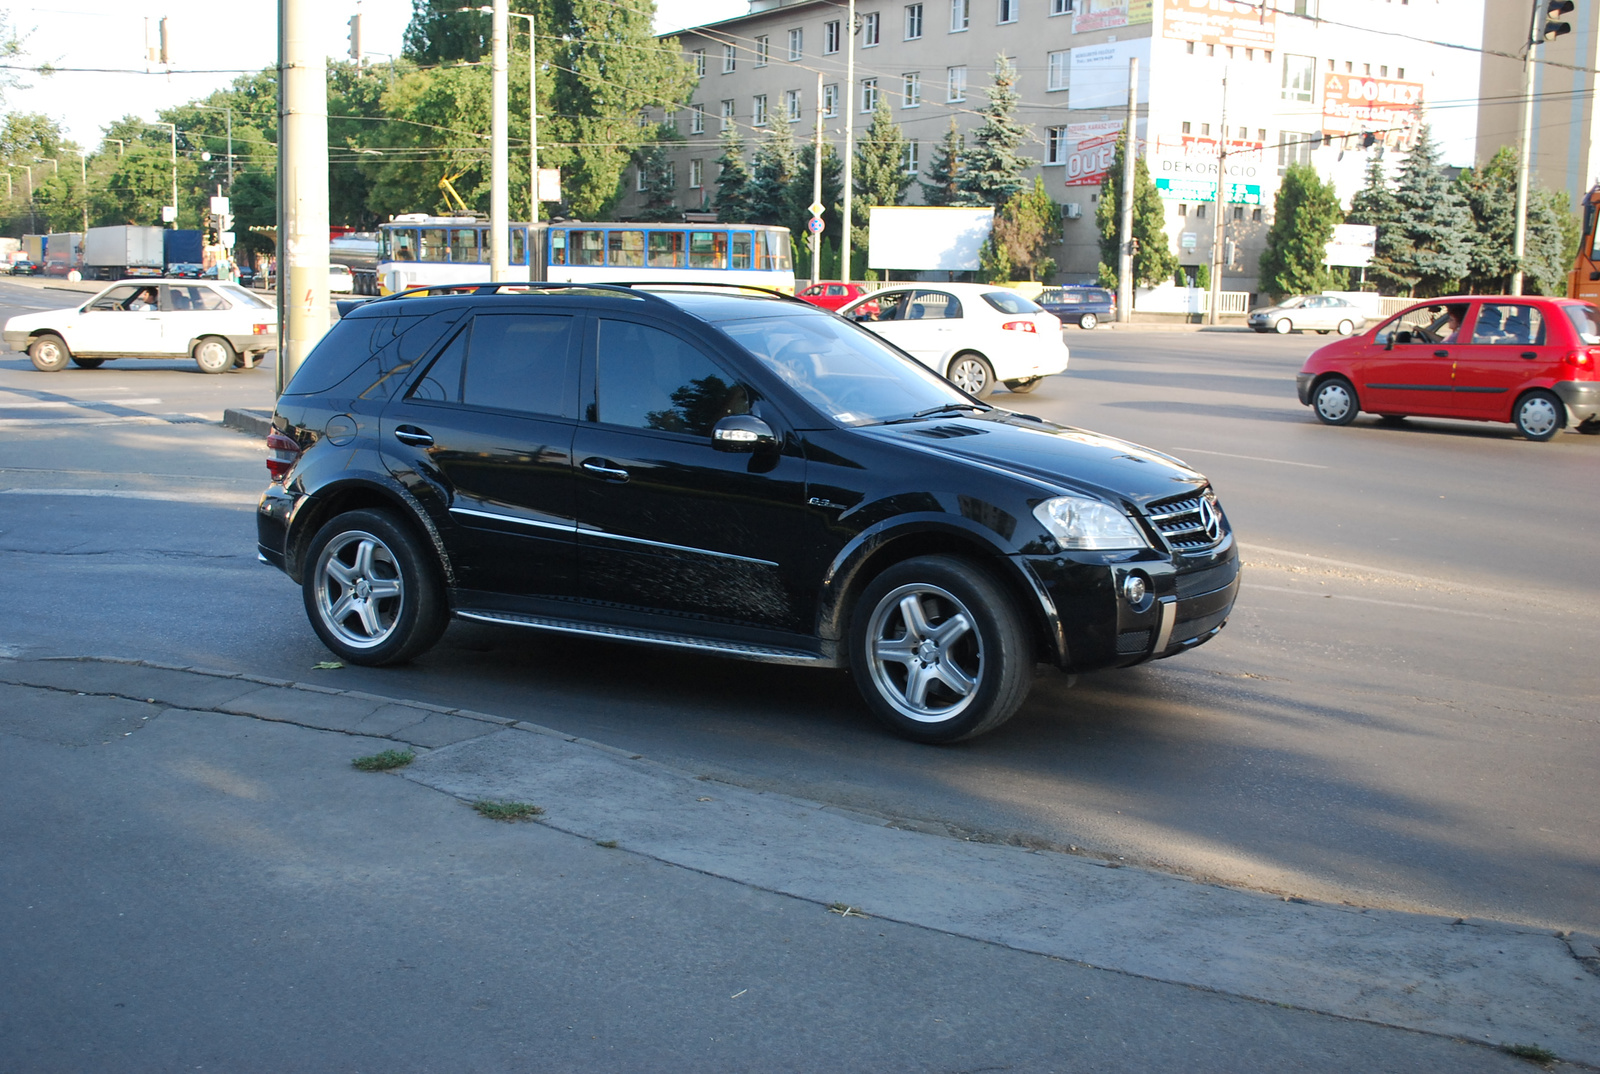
[1033,495,1146,550]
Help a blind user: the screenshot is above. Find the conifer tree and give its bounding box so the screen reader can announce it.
[1384,125,1473,297]
[713,126,752,222]
[784,139,843,238]
[747,119,800,225]
[959,55,1029,208]
[922,119,977,207]
[1094,132,1176,287]
[1345,154,1408,293]
[851,99,913,250]
[1455,145,1569,294]
[1258,162,1343,296]
[634,139,679,222]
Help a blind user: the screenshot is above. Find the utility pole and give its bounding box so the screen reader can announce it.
[277,0,331,393]
[841,0,856,282]
[1116,57,1137,323]
[1207,68,1229,326]
[488,0,508,281]
[812,69,824,287]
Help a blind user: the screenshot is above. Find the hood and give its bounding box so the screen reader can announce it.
[4,306,82,331]
[861,412,1209,508]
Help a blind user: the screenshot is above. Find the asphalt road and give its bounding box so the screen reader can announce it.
[2,278,1595,935]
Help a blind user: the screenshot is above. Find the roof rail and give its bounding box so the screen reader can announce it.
[355,279,810,310]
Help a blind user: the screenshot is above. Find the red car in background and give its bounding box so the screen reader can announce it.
[797,280,869,310]
[1296,295,1600,441]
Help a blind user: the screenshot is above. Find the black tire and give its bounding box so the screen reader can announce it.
[193,336,237,374]
[1316,329,1330,335]
[1513,389,1562,442]
[70,356,106,369]
[1273,318,1293,334]
[301,509,449,666]
[1004,377,1042,394]
[947,352,996,398]
[848,555,1033,743]
[1312,376,1359,426]
[1079,312,1098,330]
[29,333,70,372]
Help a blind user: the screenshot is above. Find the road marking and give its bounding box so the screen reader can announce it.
[0,415,211,428]
[1247,583,1531,623]
[0,398,164,409]
[0,487,253,505]
[1170,447,1327,469]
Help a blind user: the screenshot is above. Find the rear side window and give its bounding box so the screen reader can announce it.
[410,314,574,418]
[1565,304,1600,344]
[1471,304,1546,345]
[982,290,1042,315]
[284,308,463,398]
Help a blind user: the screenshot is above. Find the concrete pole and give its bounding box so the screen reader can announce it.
[517,11,537,220]
[276,0,331,394]
[488,0,509,281]
[812,69,824,287]
[1116,57,1137,323]
[170,125,178,230]
[841,0,856,282]
[79,154,88,232]
[1512,0,1542,296]
[1207,68,1229,326]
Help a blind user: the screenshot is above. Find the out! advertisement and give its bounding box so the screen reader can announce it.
[1062,121,1128,187]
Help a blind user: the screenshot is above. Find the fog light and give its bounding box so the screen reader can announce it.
[1122,573,1149,608]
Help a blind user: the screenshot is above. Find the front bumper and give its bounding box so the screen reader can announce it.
[4,329,30,352]
[1295,372,1315,405]
[1555,379,1600,425]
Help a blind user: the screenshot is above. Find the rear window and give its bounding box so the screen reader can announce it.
[982,290,1043,315]
[283,307,464,398]
[1564,304,1600,344]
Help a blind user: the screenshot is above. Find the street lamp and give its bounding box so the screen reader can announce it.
[142,120,179,229]
[106,138,125,156]
[460,4,539,222]
[7,164,35,233]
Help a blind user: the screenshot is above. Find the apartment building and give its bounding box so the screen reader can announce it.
[622,0,1478,293]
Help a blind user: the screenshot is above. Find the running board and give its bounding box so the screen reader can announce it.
[455,610,830,666]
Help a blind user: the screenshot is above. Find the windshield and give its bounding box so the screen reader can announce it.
[981,290,1043,315]
[218,284,272,309]
[1565,303,1600,344]
[716,312,974,426]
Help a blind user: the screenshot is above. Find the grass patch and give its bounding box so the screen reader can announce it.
[595,839,619,848]
[1502,1043,1558,1065]
[828,903,868,918]
[351,749,415,771]
[472,799,543,822]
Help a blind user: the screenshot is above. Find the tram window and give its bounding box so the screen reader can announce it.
[764,230,791,271]
[450,228,480,263]
[388,230,418,261]
[549,230,567,265]
[570,229,604,266]
[648,231,686,268]
[510,227,526,266]
[420,228,449,262]
[730,231,753,270]
[608,229,646,267]
[689,231,727,269]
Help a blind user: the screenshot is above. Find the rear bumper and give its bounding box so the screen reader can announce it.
[1554,379,1600,425]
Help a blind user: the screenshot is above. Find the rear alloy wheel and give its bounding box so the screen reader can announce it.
[193,336,237,374]
[1273,318,1293,334]
[302,509,449,666]
[70,356,106,369]
[947,353,996,398]
[28,333,70,372]
[849,555,1033,744]
[1513,389,1562,441]
[1312,377,1359,426]
[1336,319,1356,336]
[1079,312,1098,330]
[1004,377,1042,394]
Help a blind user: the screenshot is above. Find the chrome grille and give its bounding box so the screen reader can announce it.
[1146,488,1227,555]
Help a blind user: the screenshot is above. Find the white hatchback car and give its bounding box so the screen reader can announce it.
[836,283,1069,397]
[4,279,278,373]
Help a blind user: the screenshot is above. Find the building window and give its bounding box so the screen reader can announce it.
[692,49,706,78]
[1206,43,1215,56]
[1278,130,1314,173]
[902,72,921,107]
[1281,54,1315,102]
[1380,64,1388,76]
[1232,205,1244,220]
[1178,203,1188,217]
[1047,50,1068,91]
[947,65,967,101]
[998,0,1018,23]
[1051,0,1071,13]
[722,43,736,72]
[952,0,970,30]
[861,77,880,111]
[1236,126,1247,139]
[1200,122,1210,135]
[906,3,923,38]
[1196,203,1206,219]
[1046,126,1067,165]
[720,99,735,130]
[637,166,647,192]
[753,94,768,126]
[863,12,881,46]
[786,89,802,122]
[689,159,703,189]
[788,28,803,60]
[825,20,841,53]
[754,35,769,66]
[1363,62,1371,75]
[1186,41,1194,54]
[1252,207,1262,221]
[823,83,839,116]
[1257,127,1266,141]
[1265,50,1272,61]
[1396,66,1405,78]
[1226,45,1234,58]
[1244,48,1253,60]
[1181,120,1191,134]
[904,141,920,175]
[690,103,705,134]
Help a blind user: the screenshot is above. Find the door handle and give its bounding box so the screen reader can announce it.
[393,425,434,447]
[581,458,630,482]
[1433,349,1449,358]
[1520,351,1538,360]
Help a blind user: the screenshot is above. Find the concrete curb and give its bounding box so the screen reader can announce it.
[223,407,272,438]
[4,654,1597,1068]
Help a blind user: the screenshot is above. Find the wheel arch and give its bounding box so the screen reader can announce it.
[284,472,455,589]
[1507,382,1567,426]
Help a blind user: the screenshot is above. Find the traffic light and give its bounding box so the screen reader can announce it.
[1362,131,1377,148]
[1543,0,1575,41]
[348,14,362,61]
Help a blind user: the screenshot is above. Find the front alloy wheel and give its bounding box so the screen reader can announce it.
[1274,318,1293,334]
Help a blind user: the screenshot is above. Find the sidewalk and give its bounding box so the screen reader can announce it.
[1,654,1593,1070]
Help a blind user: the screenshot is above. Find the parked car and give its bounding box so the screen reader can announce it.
[797,280,870,311]
[167,262,203,279]
[256,282,1238,743]
[836,283,1068,396]
[1249,294,1367,335]
[1295,295,1600,441]
[3,278,278,373]
[328,264,355,293]
[9,258,42,276]
[1037,286,1116,330]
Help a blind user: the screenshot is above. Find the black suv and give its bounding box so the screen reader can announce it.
[257,283,1238,742]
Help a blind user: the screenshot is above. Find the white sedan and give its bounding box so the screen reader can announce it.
[836,282,1068,397]
[4,279,277,373]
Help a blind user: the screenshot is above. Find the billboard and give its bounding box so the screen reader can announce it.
[867,207,994,271]
[1324,223,1377,267]
[1072,0,1154,34]
[1068,39,1152,109]
[1159,0,1275,48]
[1321,74,1424,141]
[1150,137,1268,204]
[1062,121,1125,187]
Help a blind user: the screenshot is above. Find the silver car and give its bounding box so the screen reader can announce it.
[1248,295,1367,336]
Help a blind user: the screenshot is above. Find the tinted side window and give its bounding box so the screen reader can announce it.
[593,319,749,436]
[460,314,574,415]
[285,308,463,398]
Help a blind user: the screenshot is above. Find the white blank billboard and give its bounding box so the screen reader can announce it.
[868,207,995,271]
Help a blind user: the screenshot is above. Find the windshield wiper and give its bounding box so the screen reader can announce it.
[878,402,993,425]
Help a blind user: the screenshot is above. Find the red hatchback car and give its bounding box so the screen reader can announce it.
[797,280,870,311]
[1296,295,1600,441]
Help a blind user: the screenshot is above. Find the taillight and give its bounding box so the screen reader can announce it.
[253,323,273,335]
[1001,320,1037,333]
[1566,348,1597,368]
[266,429,301,483]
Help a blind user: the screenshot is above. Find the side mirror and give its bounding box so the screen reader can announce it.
[712,414,777,454]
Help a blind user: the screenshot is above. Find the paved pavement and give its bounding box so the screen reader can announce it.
[3,655,1594,1071]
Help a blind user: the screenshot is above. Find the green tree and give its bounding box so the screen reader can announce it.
[1094,133,1177,287]
[980,176,1061,282]
[959,55,1029,209]
[784,138,843,240]
[404,0,541,64]
[1257,162,1343,296]
[633,137,679,222]
[1345,154,1407,294]
[713,127,751,222]
[746,119,799,225]
[850,98,913,255]
[359,63,494,217]
[1385,125,1473,297]
[921,119,978,207]
[1455,146,1569,295]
